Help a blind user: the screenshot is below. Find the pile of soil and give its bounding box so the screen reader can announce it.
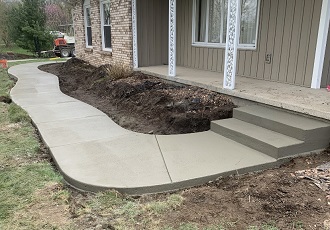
[39,58,236,134]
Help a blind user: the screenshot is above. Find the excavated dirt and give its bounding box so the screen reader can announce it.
[39,58,236,134]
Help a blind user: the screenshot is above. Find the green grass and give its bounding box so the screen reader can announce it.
[145,194,184,215]
[0,44,34,56]
[8,103,31,123]
[0,61,65,229]
[0,68,14,97]
[247,223,280,230]
[0,163,62,220]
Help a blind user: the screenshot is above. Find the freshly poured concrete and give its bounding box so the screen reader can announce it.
[8,62,297,194]
[234,106,330,141]
[157,131,276,183]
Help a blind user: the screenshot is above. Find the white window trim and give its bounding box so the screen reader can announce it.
[84,2,93,49]
[100,0,112,52]
[192,0,260,50]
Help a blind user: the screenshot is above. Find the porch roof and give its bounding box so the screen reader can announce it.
[138,65,330,121]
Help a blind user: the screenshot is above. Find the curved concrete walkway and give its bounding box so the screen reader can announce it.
[9,62,277,194]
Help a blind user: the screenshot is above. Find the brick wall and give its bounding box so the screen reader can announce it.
[73,0,133,67]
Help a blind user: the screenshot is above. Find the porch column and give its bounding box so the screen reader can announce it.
[168,0,176,77]
[311,0,330,89]
[223,0,241,90]
[132,0,138,69]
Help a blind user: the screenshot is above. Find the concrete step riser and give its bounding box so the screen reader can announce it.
[211,122,304,159]
[233,109,330,141]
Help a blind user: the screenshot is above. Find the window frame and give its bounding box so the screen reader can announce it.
[192,0,260,50]
[100,0,112,52]
[84,0,93,48]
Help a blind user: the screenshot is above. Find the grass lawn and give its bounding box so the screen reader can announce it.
[0,44,34,56]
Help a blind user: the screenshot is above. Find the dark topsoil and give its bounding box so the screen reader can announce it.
[39,58,236,134]
[38,59,330,229]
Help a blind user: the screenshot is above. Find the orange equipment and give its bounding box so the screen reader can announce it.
[54,38,67,46]
[0,60,8,68]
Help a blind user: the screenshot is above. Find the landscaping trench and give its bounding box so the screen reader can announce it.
[39,58,235,135]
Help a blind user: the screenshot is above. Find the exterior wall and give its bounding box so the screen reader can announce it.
[137,0,168,67]
[321,24,330,87]
[175,0,322,87]
[73,0,133,67]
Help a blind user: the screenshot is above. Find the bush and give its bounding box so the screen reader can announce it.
[104,63,133,81]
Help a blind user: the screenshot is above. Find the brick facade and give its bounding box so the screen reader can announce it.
[73,0,133,67]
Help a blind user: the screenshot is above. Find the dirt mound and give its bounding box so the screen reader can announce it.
[39,60,236,134]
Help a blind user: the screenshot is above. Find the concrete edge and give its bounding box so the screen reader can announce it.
[56,155,283,195]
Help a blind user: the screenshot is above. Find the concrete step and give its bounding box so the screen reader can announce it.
[233,105,330,142]
[211,118,310,159]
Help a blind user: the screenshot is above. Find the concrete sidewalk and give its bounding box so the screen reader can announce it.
[9,62,277,194]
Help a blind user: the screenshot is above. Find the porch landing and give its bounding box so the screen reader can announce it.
[138,66,330,121]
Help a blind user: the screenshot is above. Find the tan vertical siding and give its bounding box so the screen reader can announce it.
[263,0,278,81]
[256,0,271,80]
[286,0,304,84]
[278,0,296,83]
[304,0,322,87]
[137,0,168,67]
[321,25,330,87]
[174,0,322,87]
[295,0,314,86]
[271,0,286,82]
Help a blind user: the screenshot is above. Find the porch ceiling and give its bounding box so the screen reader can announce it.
[138,66,330,121]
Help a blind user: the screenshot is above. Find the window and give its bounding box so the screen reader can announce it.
[193,0,259,49]
[100,0,111,51]
[84,0,92,47]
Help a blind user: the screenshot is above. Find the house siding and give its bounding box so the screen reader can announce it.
[321,24,330,87]
[175,0,322,87]
[137,0,168,67]
[73,0,133,67]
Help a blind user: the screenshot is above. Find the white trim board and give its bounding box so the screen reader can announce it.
[311,0,330,89]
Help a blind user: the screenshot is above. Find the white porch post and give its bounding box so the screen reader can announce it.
[168,0,176,77]
[132,0,138,69]
[223,0,241,90]
[311,0,330,89]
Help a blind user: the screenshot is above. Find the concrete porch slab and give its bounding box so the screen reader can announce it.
[138,66,330,121]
